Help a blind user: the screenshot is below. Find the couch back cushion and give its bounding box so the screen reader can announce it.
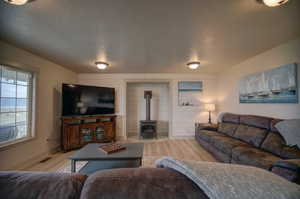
[218,122,239,136]
[239,115,272,130]
[0,171,87,199]
[233,125,268,147]
[222,113,240,123]
[260,131,286,156]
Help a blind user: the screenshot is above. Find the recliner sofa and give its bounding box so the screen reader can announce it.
[0,168,209,199]
[195,113,300,183]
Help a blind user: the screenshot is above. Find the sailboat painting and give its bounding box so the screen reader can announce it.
[239,64,298,103]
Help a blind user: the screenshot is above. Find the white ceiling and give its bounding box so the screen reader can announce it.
[0,0,300,73]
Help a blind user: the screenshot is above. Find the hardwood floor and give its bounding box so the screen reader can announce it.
[24,138,216,172]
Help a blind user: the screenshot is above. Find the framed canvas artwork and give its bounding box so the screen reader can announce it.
[239,63,298,103]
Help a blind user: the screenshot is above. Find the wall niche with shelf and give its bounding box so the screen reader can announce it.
[178,81,203,106]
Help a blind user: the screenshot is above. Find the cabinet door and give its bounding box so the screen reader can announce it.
[79,124,94,145]
[95,125,105,141]
[104,123,115,141]
[64,125,80,150]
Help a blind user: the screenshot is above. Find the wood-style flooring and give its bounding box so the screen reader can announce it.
[24,138,216,172]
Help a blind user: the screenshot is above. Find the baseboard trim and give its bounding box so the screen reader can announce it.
[116,136,127,141]
[127,132,169,137]
[13,150,50,170]
[50,145,61,154]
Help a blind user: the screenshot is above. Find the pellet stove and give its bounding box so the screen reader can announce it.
[140,91,157,139]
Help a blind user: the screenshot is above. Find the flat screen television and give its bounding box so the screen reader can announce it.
[62,84,115,116]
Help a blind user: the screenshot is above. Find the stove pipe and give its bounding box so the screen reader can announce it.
[144,91,152,121]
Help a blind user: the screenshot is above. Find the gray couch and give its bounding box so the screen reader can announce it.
[195,113,300,184]
[0,168,209,199]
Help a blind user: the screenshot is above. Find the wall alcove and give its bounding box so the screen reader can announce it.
[126,82,170,138]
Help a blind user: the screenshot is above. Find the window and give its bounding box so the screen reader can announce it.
[0,65,34,146]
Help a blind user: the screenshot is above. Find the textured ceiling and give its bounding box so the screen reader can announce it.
[0,0,300,73]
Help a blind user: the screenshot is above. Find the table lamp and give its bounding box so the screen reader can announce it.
[204,103,215,124]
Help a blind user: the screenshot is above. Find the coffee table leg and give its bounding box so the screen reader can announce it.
[71,160,76,173]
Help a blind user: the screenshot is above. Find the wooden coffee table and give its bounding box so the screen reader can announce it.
[69,143,144,174]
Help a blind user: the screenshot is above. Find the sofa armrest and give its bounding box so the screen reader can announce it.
[273,159,300,172]
[271,159,300,184]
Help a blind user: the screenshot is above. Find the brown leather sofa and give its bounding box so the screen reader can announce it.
[0,168,209,199]
[195,113,300,183]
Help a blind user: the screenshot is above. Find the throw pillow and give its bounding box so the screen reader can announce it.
[275,119,300,148]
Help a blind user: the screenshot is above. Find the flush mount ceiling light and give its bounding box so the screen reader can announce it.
[258,0,289,7]
[95,62,109,70]
[3,0,33,5]
[187,62,200,70]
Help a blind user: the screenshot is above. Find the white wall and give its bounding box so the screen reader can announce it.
[0,41,77,170]
[78,73,218,138]
[126,82,169,136]
[218,38,300,119]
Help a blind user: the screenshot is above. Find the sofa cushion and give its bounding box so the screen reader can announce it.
[218,122,239,137]
[271,167,300,184]
[240,115,272,130]
[0,171,87,199]
[80,168,209,199]
[196,137,231,163]
[210,136,249,155]
[222,113,240,124]
[232,146,281,170]
[197,130,226,143]
[261,131,286,156]
[233,124,268,147]
[280,146,300,159]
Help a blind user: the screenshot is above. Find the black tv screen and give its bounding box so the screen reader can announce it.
[62,84,115,116]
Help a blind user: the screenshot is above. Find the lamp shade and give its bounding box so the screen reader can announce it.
[204,104,215,112]
[262,0,289,7]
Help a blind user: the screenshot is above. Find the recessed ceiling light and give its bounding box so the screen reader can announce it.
[3,0,32,5]
[262,0,289,7]
[95,62,109,70]
[187,62,200,70]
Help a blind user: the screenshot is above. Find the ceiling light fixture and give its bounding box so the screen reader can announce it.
[95,62,109,70]
[3,0,32,5]
[187,62,200,70]
[261,0,289,7]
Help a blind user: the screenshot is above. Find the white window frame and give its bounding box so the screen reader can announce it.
[0,64,36,148]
